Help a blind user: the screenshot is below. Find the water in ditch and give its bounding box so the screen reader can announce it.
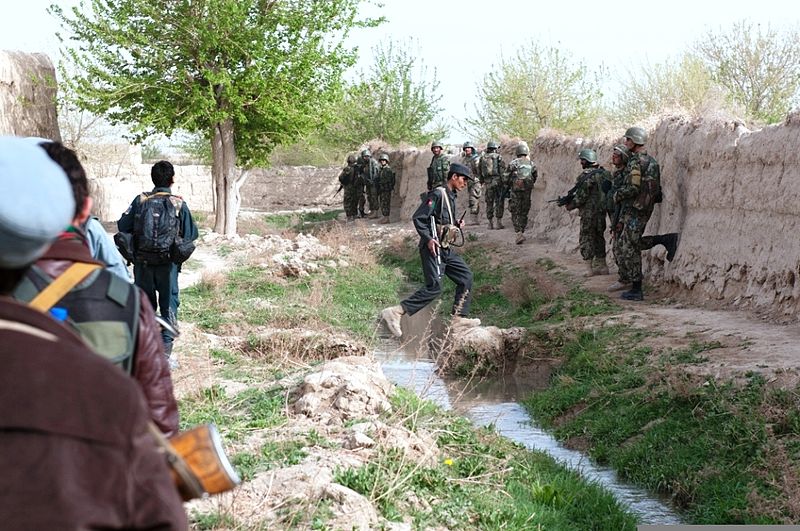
[374,308,683,526]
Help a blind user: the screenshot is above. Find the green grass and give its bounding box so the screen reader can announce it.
[334,387,638,529]
[523,329,800,524]
[262,209,344,231]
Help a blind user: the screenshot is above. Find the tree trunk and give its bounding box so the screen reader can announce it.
[211,118,240,235]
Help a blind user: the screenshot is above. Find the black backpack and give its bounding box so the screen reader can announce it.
[134,192,182,265]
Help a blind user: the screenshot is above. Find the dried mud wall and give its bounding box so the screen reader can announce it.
[389,113,800,319]
[0,51,60,140]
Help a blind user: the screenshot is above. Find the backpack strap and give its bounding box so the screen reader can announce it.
[434,186,454,224]
[28,262,102,312]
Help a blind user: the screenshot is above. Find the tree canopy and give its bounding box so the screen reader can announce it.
[325,39,445,148]
[463,41,603,141]
[51,0,382,234]
[693,20,800,124]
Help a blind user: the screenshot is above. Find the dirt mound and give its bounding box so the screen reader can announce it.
[0,51,60,140]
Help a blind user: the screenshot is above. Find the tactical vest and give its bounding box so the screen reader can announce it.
[511,160,535,191]
[14,265,140,373]
[631,155,662,211]
[480,152,502,181]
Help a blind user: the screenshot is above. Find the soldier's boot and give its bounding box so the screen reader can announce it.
[164,342,179,370]
[495,218,505,230]
[379,215,390,225]
[621,281,644,301]
[381,305,405,337]
[582,259,596,277]
[661,233,680,262]
[515,232,526,245]
[470,212,481,226]
[488,218,494,230]
[451,315,481,329]
[359,210,367,218]
[607,280,630,292]
[593,257,610,275]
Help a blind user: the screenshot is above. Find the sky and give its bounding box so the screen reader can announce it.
[2,0,798,143]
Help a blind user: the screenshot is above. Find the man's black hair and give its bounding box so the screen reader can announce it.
[151,160,175,188]
[39,142,88,220]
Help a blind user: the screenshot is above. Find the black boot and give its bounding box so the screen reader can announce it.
[621,281,643,301]
[662,233,680,262]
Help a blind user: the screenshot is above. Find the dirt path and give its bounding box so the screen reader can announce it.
[372,216,800,387]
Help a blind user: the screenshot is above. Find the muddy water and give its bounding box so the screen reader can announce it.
[374,308,683,525]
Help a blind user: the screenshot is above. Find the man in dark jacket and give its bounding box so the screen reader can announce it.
[118,160,198,363]
[0,136,186,530]
[15,141,179,436]
[381,163,481,337]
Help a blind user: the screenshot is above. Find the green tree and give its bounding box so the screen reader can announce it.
[464,41,603,140]
[694,20,800,123]
[325,39,445,148]
[614,54,717,124]
[51,0,382,234]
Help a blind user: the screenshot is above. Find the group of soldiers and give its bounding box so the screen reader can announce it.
[554,126,679,301]
[337,148,396,223]
[341,126,679,302]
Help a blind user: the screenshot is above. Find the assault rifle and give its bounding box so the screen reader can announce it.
[333,184,343,198]
[430,215,442,280]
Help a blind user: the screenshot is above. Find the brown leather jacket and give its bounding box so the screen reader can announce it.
[0,297,187,530]
[33,233,179,436]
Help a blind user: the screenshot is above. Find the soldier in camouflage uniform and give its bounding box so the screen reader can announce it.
[607,145,631,289]
[357,149,380,218]
[339,153,361,222]
[506,142,537,244]
[613,127,679,300]
[376,153,395,224]
[479,141,507,229]
[460,141,482,225]
[427,140,450,191]
[570,149,611,276]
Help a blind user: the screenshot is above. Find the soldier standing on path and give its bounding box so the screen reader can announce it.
[571,149,611,276]
[339,153,360,222]
[607,145,631,290]
[357,148,380,218]
[479,141,507,229]
[506,142,537,244]
[460,141,482,225]
[613,127,679,300]
[376,153,396,224]
[427,140,451,191]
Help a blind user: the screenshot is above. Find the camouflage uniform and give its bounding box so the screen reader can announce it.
[614,151,661,283]
[479,149,507,226]
[358,155,380,217]
[573,165,610,262]
[506,156,537,233]
[460,151,482,216]
[608,166,627,279]
[427,153,450,191]
[376,163,396,217]
[339,157,361,221]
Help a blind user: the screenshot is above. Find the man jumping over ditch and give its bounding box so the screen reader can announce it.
[381,163,481,337]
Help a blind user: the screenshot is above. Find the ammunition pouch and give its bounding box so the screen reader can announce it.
[437,224,464,249]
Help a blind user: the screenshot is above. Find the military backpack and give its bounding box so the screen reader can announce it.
[480,152,502,181]
[134,192,193,265]
[511,160,536,191]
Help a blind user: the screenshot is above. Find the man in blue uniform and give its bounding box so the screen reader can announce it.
[381,163,481,337]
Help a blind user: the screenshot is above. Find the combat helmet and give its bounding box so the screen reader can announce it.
[431,140,444,150]
[578,148,597,164]
[486,140,499,151]
[346,153,358,164]
[613,144,631,162]
[361,148,372,157]
[378,153,389,162]
[624,126,647,145]
[462,140,476,151]
[515,143,530,156]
